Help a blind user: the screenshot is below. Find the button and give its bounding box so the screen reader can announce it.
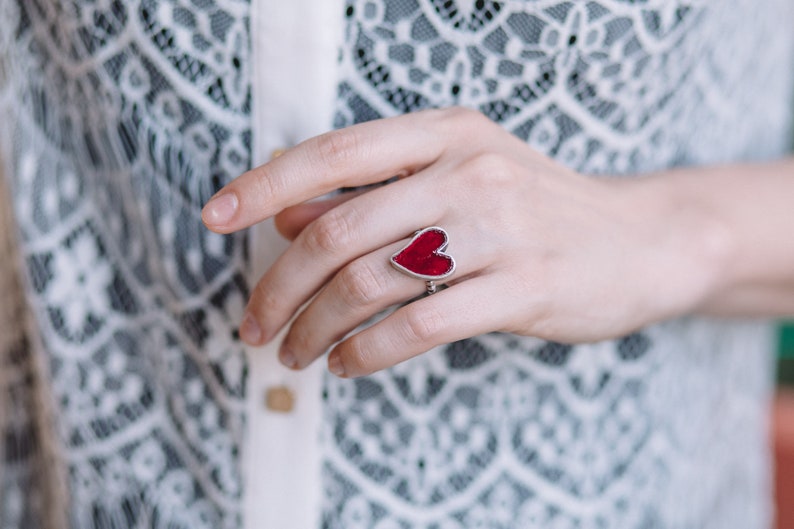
[270,148,287,160]
[265,385,295,413]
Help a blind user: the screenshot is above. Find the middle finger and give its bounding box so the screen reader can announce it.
[278,233,487,369]
[242,170,449,344]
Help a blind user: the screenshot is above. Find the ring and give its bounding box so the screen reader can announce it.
[390,227,456,295]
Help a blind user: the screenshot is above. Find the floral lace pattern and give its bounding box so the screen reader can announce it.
[1,0,793,528]
[323,0,794,527]
[1,0,252,527]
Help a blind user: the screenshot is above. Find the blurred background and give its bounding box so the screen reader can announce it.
[776,321,794,529]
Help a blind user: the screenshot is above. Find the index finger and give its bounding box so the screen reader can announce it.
[201,108,456,234]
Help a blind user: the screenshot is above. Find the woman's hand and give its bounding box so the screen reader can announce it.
[201,108,728,378]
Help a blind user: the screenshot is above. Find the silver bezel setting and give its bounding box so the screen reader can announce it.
[389,226,457,282]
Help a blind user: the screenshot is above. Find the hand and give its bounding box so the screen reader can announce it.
[201,108,717,378]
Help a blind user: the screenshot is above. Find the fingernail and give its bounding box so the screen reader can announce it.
[279,344,297,369]
[202,192,239,226]
[327,352,346,378]
[239,313,262,344]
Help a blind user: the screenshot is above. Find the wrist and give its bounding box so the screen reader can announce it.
[622,171,737,319]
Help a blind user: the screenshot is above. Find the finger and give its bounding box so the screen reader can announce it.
[278,236,489,370]
[201,109,462,233]
[242,172,449,344]
[326,276,509,378]
[274,189,366,241]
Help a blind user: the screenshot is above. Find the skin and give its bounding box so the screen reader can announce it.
[201,107,794,378]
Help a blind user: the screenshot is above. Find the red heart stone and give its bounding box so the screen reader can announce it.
[390,227,456,280]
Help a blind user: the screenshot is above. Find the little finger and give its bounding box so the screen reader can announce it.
[326,276,510,378]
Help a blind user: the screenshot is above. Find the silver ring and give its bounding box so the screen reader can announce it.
[390,227,456,295]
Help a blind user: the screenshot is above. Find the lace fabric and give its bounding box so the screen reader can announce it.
[0,1,792,528]
[324,1,792,527]
[1,0,252,527]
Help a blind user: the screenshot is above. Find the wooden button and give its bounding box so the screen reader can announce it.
[270,148,287,160]
[265,385,295,413]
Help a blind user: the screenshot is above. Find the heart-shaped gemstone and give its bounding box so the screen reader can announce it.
[390,227,456,280]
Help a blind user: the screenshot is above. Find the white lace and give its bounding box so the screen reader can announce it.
[323,1,792,527]
[1,0,252,527]
[0,1,792,528]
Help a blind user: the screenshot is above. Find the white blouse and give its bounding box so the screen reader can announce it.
[243,1,344,527]
[2,1,792,528]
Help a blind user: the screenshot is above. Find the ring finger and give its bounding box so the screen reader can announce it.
[243,168,451,344]
[278,228,489,370]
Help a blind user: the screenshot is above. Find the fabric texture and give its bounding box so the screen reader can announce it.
[1,0,252,527]
[0,1,793,528]
[324,1,793,527]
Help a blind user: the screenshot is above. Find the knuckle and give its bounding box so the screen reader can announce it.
[401,305,446,344]
[303,209,356,256]
[314,129,361,169]
[506,270,553,332]
[337,259,387,307]
[441,106,481,124]
[284,324,312,358]
[464,152,517,188]
[443,107,492,133]
[467,151,508,175]
[340,336,376,375]
[249,166,280,202]
[254,284,282,315]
